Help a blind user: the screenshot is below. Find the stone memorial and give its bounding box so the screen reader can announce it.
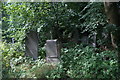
[45,39,61,63]
[25,30,39,60]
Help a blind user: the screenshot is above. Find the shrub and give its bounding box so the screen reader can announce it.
[38,46,46,58]
[1,42,24,78]
[6,56,46,78]
[47,45,118,79]
[2,44,118,79]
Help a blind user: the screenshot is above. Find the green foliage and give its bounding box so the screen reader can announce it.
[47,45,118,79]
[2,2,88,44]
[1,42,24,67]
[2,2,108,46]
[38,46,46,58]
[1,41,25,78]
[2,2,119,79]
[3,56,46,78]
[80,2,108,46]
[2,44,118,79]
[46,64,66,78]
[81,2,106,32]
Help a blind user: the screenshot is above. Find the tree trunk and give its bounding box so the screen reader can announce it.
[104,2,120,26]
[104,2,120,48]
[104,2,120,78]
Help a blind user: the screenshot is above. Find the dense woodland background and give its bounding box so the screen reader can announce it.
[1,2,120,79]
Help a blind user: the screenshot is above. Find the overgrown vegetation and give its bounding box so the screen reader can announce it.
[1,2,120,79]
[2,45,118,79]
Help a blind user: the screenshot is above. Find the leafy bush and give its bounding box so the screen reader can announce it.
[38,46,46,58]
[1,41,52,78]
[45,63,66,79]
[2,44,118,79]
[1,41,25,78]
[47,45,118,79]
[3,56,46,78]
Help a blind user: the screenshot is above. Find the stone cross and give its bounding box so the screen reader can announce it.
[25,30,39,60]
[45,39,61,63]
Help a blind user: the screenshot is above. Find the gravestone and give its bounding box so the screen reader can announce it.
[25,30,39,60]
[45,39,61,63]
[92,32,97,47]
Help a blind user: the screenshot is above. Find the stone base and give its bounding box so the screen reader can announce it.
[46,57,60,63]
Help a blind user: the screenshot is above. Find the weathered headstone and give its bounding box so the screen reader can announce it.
[25,30,39,60]
[92,32,97,47]
[45,39,60,63]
